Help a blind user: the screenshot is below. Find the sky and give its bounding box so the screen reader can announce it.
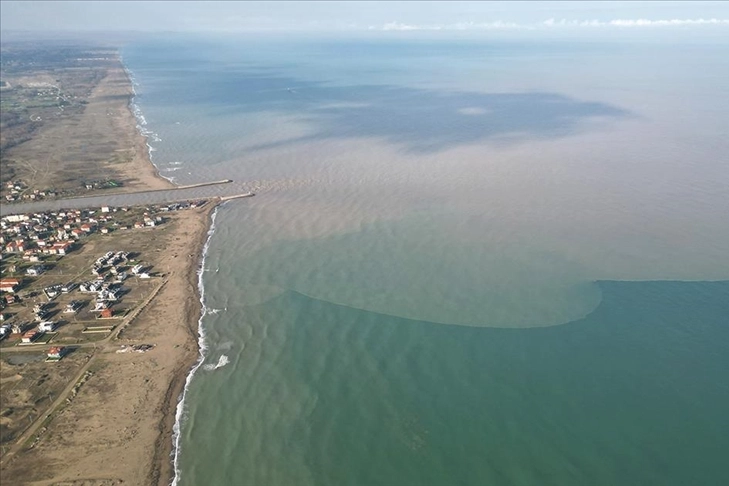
[2,1,729,33]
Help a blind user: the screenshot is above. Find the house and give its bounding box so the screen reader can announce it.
[51,241,74,255]
[64,301,81,313]
[79,281,102,293]
[12,322,28,334]
[98,288,121,301]
[3,214,28,223]
[43,286,61,300]
[21,330,41,343]
[26,265,45,276]
[0,278,21,293]
[61,282,76,293]
[101,206,110,213]
[38,321,57,332]
[93,301,109,311]
[100,308,113,319]
[47,346,66,359]
[5,241,24,253]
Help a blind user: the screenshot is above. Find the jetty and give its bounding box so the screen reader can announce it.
[220,192,255,201]
[174,179,233,190]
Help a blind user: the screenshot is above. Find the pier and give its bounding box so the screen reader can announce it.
[220,192,255,201]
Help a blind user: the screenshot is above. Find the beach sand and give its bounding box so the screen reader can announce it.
[0,57,213,485]
[112,63,175,193]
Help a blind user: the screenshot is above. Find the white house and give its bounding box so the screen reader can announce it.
[38,321,57,332]
[26,265,45,276]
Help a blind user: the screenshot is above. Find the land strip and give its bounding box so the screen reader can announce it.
[1,201,217,485]
[1,41,172,203]
[0,40,227,486]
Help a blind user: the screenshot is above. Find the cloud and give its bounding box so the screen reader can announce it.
[368,18,729,32]
[608,18,729,27]
[378,21,421,31]
[371,20,528,31]
[544,18,729,28]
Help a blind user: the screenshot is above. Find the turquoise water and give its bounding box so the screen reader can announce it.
[180,280,729,486]
[122,34,729,485]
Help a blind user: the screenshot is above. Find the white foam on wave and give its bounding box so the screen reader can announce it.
[171,204,220,486]
[202,354,230,371]
[122,59,168,185]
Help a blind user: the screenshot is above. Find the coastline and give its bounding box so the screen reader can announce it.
[117,57,175,192]
[105,53,211,486]
[97,55,214,486]
[151,202,219,486]
[0,202,219,486]
[169,203,221,486]
[0,51,217,485]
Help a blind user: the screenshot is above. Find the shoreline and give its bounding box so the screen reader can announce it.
[124,50,213,486]
[0,50,221,485]
[123,48,220,486]
[118,56,176,192]
[151,202,219,486]
[0,202,220,485]
[169,203,222,486]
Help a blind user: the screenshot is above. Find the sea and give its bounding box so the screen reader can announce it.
[120,31,729,486]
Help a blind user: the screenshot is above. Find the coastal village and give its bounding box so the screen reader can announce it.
[3,178,124,203]
[0,199,210,458]
[0,40,226,484]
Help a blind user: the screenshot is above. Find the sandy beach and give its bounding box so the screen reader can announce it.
[113,62,175,193]
[0,54,215,485]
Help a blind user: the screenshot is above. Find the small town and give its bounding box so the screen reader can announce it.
[0,199,210,455]
[1,199,209,346]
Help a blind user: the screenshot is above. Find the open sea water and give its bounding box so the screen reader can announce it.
[122,33,729,486]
